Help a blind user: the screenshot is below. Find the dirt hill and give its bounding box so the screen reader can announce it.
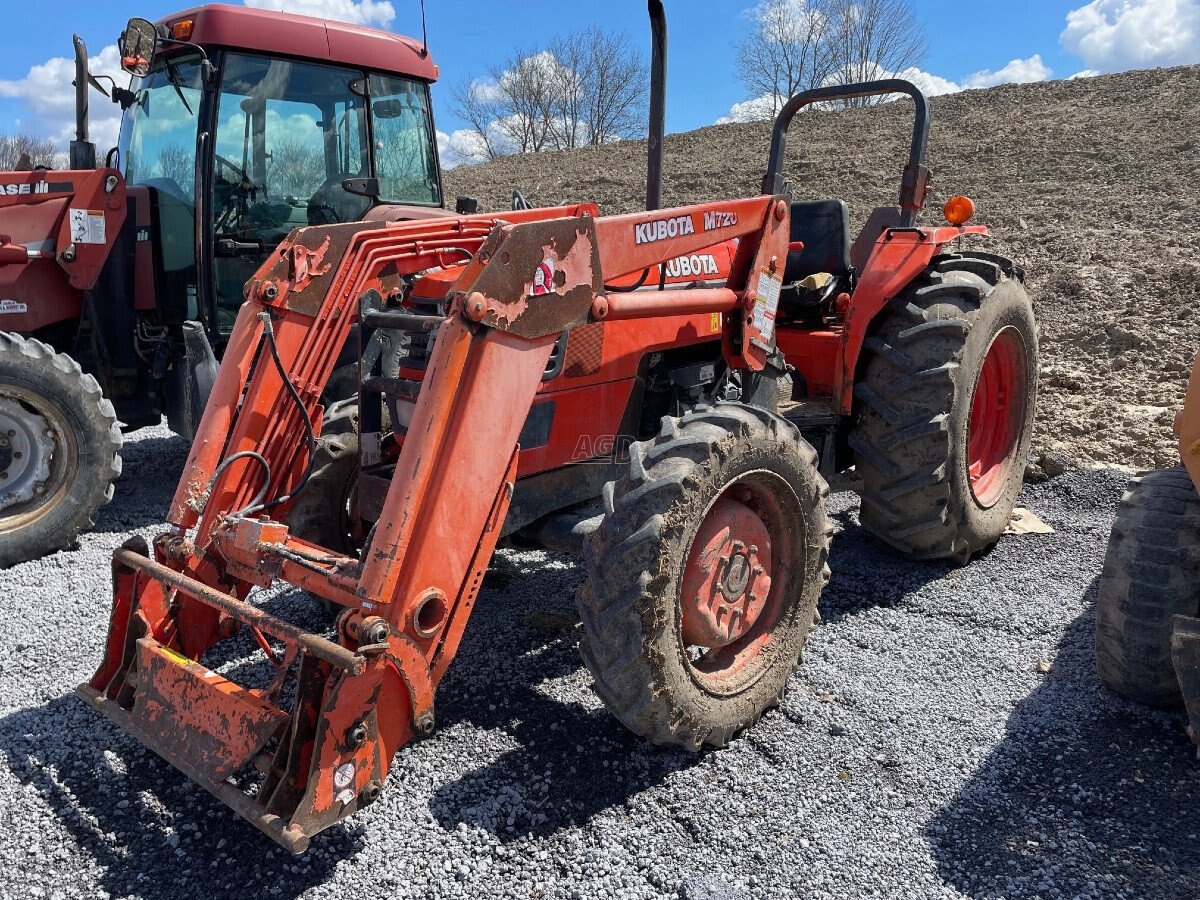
[446,65,1200,471]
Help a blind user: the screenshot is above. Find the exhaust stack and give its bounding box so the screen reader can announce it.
[70,35,97,170]
[646,1,667,211]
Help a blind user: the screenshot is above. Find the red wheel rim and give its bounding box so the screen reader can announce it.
[678,473,798,693]
[967,326,1028,508]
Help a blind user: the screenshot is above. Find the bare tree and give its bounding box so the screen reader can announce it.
[577,27,647,146]
[155,142,196,193]
[824,0,928,105]
[268,138,324,199]
[731,0,927,116]
[450,79,506,161]
[450,27,647,161]
[0,134,62,171]
[494,51,562,154]
[736,0,833,117]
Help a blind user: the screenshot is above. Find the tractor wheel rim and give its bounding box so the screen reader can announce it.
[679,472,798,693]
[0,389,74,534]
[967,326,1028,508]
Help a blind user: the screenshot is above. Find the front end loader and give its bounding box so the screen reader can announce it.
[79,1,1039,852]
[79,192,824,852]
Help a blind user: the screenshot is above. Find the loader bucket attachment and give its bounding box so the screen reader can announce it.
[78,537,432,853]
[1172,615,1200,755]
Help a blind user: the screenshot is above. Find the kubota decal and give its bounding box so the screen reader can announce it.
[665,253,720,278]
[703,210,738,231]
[634,214,695,245]
[531,258,555,296]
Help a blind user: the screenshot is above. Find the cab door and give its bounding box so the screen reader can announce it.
[208,54,371,334]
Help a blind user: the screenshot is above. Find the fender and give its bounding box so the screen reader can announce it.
[0,167,127,334]
[834,224,987,413]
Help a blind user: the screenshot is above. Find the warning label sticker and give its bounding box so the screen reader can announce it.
[69,208,106,245]
[752,271,782,340]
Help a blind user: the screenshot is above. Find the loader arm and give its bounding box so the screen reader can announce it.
[78,193,792,852]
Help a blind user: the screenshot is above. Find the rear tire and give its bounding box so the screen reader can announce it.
[577,402,831,750]
[0,333,122,567]
[1096,465,1200,707]
[850,253,1037,563]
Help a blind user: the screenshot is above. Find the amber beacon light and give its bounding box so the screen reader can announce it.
[944,195,976,226]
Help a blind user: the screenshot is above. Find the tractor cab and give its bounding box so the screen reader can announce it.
[116,8,443,339]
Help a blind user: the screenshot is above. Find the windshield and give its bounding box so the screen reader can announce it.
[117,48,442,335]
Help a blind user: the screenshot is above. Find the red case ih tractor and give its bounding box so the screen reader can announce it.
[0,7,448,565]
[78,2,1038,853]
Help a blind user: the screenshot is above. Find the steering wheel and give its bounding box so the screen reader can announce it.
[214,154,263,231]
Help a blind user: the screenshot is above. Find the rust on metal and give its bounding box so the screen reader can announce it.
[130,639,287,778]
[113,547,365,674]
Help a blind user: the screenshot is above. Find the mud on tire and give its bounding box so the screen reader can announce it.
[577,402,832,750]
[1096,465,1200,707]
[0,332,122,567]
[849,253,1037,564]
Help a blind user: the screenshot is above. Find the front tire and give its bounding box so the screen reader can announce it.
[577,402,831,750]
[850,253,1038,563]
[1096,465,1200,707]
[0,333,122,566]
[287,397,361,556]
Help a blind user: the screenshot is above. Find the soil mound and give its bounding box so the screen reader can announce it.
[447,65,1200,470]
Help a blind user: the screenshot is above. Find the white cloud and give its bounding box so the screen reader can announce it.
[0,44,125,153]
[716,95,779,124]
[1070,69,1102,79]
[241,0,395,27]
[963,55,1052,89]
[437,129,491,169]
[893,66,962,97]
[1061,0,1200,71]
[715,65,962,124]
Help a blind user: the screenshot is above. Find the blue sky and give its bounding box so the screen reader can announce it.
[0,0,1196,165]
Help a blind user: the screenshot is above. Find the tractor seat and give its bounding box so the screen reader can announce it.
[780,199,853,316]
[785,199,852,283]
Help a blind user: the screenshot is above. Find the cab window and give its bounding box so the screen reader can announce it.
[368,74,441,206]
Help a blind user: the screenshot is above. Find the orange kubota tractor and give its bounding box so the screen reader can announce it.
[79,2,1038,852]
[0,7,445,565]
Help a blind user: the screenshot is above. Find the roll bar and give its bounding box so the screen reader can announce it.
[762,79,932,226]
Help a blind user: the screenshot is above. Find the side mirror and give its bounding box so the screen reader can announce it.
[119,18,158,77]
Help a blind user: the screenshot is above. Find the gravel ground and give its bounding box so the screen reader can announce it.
[1,426,1199,899]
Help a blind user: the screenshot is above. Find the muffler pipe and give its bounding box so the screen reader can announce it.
[646,0,667,211]
[70,34,97,170]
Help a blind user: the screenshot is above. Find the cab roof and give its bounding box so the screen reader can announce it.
[157,4,439,82]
